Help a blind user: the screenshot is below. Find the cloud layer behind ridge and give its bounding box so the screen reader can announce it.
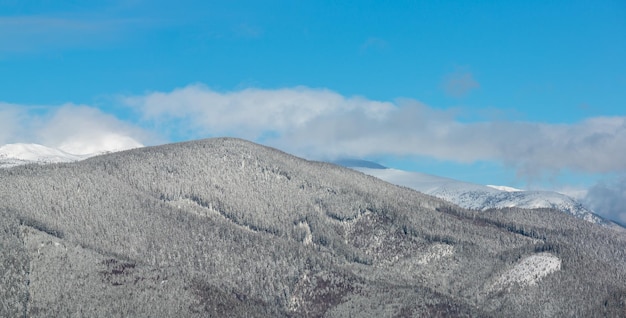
[124,85,626,177]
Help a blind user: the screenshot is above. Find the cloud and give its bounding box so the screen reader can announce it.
[584,177,626,225]
[124,84,394,140]
[0,104,23,145]
[443,71,480,97]
[124,85,626,177]
[34,105,147,154]
[0,103,148,154]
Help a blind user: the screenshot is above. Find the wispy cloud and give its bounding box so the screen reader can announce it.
[442,70,480,98]
[0,15,147,53]
[124,85,626,177]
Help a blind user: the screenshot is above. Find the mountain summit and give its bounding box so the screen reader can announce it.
[1,138,625,317]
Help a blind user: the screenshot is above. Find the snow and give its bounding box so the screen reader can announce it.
[1,133,144,169]
[0,143,87,168]
[352,167,608,226]
[296,221,313,246]
[416,243,454,265]
[487,185,523,192]
[488,253,561,292]
[0,141,143,169]
[0,143,84,162]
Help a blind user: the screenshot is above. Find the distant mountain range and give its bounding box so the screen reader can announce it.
[336,160,622,229]
[1,138,625,317]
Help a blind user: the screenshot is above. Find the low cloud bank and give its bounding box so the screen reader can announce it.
[4,86,626,177]
[126,85,626,177]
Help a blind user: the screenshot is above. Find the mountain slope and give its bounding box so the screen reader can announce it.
[1,138,625,317]
[350,166,617,227]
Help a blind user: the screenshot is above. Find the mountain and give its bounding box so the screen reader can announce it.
[0,140,142,169]
[341,162,618,228]
[1,138,625,317]
[0,143,87,168]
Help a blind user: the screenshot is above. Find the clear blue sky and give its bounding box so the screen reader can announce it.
[1,1,625,196]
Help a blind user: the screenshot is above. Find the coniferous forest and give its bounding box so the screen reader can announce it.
[1,138,625,317]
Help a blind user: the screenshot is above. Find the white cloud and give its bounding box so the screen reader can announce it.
[0,103,148,154]
[124,84,395,140]
[124,85,626,177]
[36,105,146,155]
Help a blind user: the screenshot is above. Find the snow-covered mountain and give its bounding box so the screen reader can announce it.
[339,161,619,228]
[0,143,86,168]
[2,138,625,317]
[0,143,125,169]
[0,140,144,169]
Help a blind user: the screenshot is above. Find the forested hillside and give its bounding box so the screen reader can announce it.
[1,138,625,317]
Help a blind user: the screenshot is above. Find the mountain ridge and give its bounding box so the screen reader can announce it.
[346,165,620,229]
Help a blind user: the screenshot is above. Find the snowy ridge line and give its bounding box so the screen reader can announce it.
[487,185,523,192]
[0,143,142,169]
[351,167,613,227]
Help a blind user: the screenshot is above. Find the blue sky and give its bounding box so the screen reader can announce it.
[1,1,626,220]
